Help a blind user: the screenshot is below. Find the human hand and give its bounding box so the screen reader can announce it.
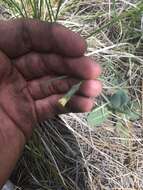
[0,19,102,140]
[0,19,102,186]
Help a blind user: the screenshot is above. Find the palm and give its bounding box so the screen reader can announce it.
[0,19,102,139]
[0,52,36,139]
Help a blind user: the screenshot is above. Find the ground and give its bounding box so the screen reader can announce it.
[0,1,143,190]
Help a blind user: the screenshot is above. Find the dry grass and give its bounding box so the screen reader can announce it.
[0,0,143,190]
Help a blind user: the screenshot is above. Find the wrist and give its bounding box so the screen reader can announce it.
[0,107,26,188]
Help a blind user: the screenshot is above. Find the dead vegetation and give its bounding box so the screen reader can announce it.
[0,0,142,189]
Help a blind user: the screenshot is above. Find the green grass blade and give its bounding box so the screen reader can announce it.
[39,0,44,19]
[4,0,25,17]
[20,0,28,18]
[45,0,53,22]
[55,0,63,21]
[48,0,56,21]
[33,0,39,18]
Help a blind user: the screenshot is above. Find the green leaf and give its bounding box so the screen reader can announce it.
[125,101,141,121]
[120,94,129,106]
[109,90,129,110]
[110,92,122,109]
[126,111,140,121]
[87,106,110,127]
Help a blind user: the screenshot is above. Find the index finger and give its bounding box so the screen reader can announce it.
[0,19,86,58]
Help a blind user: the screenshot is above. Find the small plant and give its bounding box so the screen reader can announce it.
[87,89,141,134]
[3,0,63,21]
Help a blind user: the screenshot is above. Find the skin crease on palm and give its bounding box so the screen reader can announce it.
[0,19,102,187]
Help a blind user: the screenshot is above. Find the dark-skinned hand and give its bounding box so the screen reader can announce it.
[0,19,102,187]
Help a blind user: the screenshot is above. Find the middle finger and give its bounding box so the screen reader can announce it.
[14,53,101,80]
